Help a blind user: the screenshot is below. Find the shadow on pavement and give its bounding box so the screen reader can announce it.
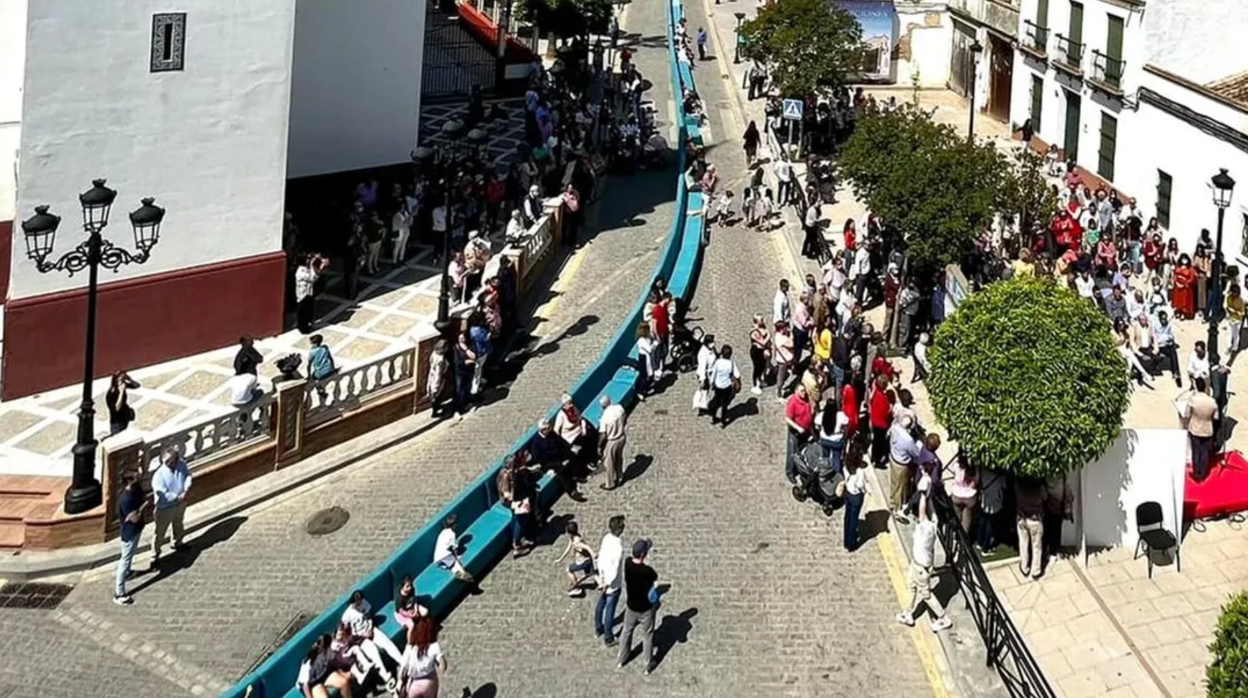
[624,454,654,483]
[653,607,699,668]
[130,516,248,594]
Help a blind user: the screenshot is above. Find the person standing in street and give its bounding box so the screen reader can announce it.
[707,345,742,427]
[896,495,952,632]
[1015,477,1046,579]
[595,516,626,645]
[887,414,921,523]
[598,395,628,490]
[294,253,324,334]
[151,446,192,564]
[784,384,815,483]
[618,539,660,674]
[696,27,708,60]
[1186,377,1219,482]
[114,470,149,605]
[842,450,867,551]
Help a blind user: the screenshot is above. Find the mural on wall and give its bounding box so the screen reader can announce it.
[837,0,897,83]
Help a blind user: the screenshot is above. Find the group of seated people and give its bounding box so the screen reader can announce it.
[495,394,602,555]
[295,578,443,698]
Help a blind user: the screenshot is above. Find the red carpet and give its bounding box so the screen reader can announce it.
[1184,450,1248,521]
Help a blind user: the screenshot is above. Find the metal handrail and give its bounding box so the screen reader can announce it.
[1053,34,1084,70]
[930,487,1060,698]
[1023,21,1049,54]
[1091,49,1126,89]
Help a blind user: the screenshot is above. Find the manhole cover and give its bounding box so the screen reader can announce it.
[305,506,350,536]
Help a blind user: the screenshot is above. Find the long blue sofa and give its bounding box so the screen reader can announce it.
[220,2,702,695]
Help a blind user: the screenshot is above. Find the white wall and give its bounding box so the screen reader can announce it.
[1116,71,1248,263]
[286,0,427,179]
[1008,0,1143,177]
[12,0,295,300]
[1145,0,1248,84]
[895,3,953,88]
[0,0,27,223]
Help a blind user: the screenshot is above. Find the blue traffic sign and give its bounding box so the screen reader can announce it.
[782,98,803,121]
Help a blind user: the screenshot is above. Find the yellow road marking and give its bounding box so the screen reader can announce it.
[534,245,591,322]
[700,0,956,691]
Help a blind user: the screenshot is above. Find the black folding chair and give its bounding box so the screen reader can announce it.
[1133,501,1180,579]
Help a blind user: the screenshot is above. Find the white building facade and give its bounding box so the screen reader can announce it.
[948,0,1019,124]
[1011,0,1248,263]
[1,0,427,400]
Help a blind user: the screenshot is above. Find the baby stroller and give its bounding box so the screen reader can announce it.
[791,442,844,516]
[667,323,704,374]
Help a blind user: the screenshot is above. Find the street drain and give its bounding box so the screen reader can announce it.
[305,506,350,536]
[0,582,74,610]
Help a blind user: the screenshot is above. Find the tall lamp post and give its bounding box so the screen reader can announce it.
[20,179,165,515]
[435,119,467,334]
[1208,168,1236,360]
[967,39,983,143]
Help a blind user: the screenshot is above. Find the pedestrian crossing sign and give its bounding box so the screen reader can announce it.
[782,99,803,121]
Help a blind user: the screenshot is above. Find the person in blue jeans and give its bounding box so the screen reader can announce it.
[114,470,148,605]
[594,515,626,644]
[842,452,867,551]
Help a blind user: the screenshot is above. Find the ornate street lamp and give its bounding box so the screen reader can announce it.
[21,179,165,515]
[434,119,467,335]
[1208,168,1236,360]
[967,40,984,143]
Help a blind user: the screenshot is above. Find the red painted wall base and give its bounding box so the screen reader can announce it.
[2,251,287,400]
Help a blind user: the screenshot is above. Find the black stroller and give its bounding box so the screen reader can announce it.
[791,442,844,516]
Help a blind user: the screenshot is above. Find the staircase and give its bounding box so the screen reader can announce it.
[0,476,65,549]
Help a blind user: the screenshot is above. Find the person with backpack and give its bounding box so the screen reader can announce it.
[617,538,660,674]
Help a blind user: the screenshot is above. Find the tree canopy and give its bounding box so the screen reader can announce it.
[838,105,1005,271]
[997,147,1059,242]
[519,0,612,39]
[927,277,1131,479]
[1208,591,1248,698]
[739,0,863,98]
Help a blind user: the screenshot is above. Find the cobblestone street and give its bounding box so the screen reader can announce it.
[0,1,937,697]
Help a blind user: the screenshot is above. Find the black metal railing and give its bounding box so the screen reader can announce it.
[1053,34,1085,72]
[930,488,1060,698]
[1091,50,1126,90]
[1023,21,1049,55]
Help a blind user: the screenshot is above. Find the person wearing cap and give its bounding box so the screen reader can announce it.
[527,418,586,502]
[618,538,660,674]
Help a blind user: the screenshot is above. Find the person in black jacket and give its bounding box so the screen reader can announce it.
[233,336,263,376]
[105,371,141,435]
[113,470,148,605]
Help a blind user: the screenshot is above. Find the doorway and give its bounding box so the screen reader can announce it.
[1064,90,1082,162]
[987,35,1013,122]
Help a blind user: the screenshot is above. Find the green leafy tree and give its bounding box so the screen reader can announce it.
[997,148,1059,242]
[519,0,611,40]
[838,106,1006,271]
[739,0,863,98]
[1208,591,1248,698]
[927,277,1131,479]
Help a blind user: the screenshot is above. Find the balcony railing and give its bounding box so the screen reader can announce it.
[1022,20,1049,56]
[1053,34,1085,73]
[1091,49,1126,92]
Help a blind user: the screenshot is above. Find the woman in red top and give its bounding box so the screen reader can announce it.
[843,219,857,252]
[1171,254,1197,319]
[1143,232,1164,281]
[867,374,894,467]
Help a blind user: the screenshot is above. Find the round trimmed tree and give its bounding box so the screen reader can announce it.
[928,277,1131,479]
[1208,591,1248,698]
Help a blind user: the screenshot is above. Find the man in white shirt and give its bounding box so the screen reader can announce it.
[597,396,629,490]
[897,495,952,632]
[773,279,791,325]
[595,515,626,645]
[227,372,264,437]
[1153,311,1182,387]
[1188,341,1211,385]
[852,245,872,304]
[774,159,794,205]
